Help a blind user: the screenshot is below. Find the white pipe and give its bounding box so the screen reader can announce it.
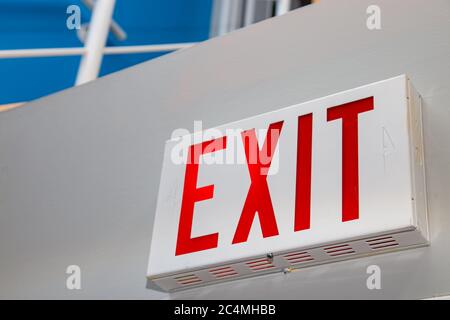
[275,0,291,16]
[0,48,86,58]
[82,0,127,41]
[244,0,256,26]
[228,0,244,33]
[103,43,196,54]
[76,0,116,85]
[0,43,196,59]
[217,0,231,37]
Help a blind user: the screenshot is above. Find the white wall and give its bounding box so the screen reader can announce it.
[0,0,449,299]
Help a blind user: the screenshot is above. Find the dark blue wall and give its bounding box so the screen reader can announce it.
[0,0,213,104]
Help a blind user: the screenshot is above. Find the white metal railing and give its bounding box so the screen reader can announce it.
[0,0,197,87]
[0,0,308,108]
[75,0,116,84]
[0,43,197,59]
[82,0,127,41]
[0,0,302,78]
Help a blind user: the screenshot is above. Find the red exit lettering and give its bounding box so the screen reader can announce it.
[175,97,374,256]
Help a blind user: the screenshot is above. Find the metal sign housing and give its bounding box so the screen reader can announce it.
[147,75,428,292]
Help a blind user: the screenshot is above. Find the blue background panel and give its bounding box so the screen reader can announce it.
[0,0,213,104]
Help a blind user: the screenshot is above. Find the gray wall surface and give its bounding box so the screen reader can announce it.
[0,0,449,299]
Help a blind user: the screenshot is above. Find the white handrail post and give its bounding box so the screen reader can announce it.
[75,0,116,86]
[82,0,127,41]
[275,0,291,16]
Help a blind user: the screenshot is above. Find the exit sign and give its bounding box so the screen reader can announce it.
[147,75,428,292]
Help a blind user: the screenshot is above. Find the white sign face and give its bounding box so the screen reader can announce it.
[148,75,427,284]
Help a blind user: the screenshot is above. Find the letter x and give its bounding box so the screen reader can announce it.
[232,121,284,244]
